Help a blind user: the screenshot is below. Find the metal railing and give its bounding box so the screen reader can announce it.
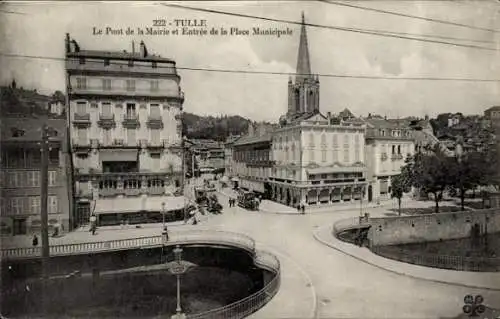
[188,251,280,319]
[1,230,257,260]
[1,229,281,319]
[371,246,500,272]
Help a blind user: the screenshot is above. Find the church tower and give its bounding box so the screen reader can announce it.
[287,12,320,117]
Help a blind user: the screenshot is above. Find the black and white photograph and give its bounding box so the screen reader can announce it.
[1,1,500,318]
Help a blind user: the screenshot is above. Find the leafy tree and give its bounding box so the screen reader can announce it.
[391,173,411,216]
[405,151,452,213]
[448,151,488,211]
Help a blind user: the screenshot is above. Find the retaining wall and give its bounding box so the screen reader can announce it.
[369,209,500,246]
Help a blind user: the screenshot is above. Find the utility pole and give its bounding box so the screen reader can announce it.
[40,124,50,276]
[40,123,51,316]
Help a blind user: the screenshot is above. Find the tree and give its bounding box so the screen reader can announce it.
[405,151,452,213]
[448,151,487,211]
[391,173,411,216]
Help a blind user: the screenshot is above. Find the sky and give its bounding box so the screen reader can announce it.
[1,0,500,122]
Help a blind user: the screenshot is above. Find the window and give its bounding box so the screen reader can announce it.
[126,129,136,145]
[102,79,111,91]
[151,153,161,171]
[77,128,87,144]
[392,145,396,154]
[126,79,135,91]
[333,149,338,162]
[151,80,159,92]
[343,148,349,163]
[48,171,57,186]
[152,61,157,68]
[27,171,40,187]
[101,102,112,117]
[321,149,327,162]
[128,60,134,67]
[79,57,85,65]
[76,77,86,89]
[104,59,110,66]
[48,196,58,214]
[355,148,360,162]
[126,103,136,117]
[102,128,112,145]
[76,101,86,114]
[7,172,19,188]
[398,145,401,154]
[150,104,161,117]
[343,134,349,147]
[11,197,23,215]
[29,196,40,215]
[151,129,161,144]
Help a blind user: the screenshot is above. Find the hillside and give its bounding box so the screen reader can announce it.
[182,113,252,141]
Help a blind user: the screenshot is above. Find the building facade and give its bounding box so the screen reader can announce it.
[364,117,415,202]
[65,35,186,226]
[0,118,73,235]
[268,14,367,208]
[224,135,240,178]
[232,132,274,198]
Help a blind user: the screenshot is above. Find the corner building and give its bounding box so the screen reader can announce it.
[65,35,186,226]
[269,14,368,207]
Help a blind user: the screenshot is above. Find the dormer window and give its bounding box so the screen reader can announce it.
[104,59,110,66]
[79,57,85,65]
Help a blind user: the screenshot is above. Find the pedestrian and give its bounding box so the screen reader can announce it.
[297,204,301,213]
[32,234,38,247]
[163,226,169,241]
[301,204,305,215]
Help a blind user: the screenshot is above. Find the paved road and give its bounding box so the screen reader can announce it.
[209,193,500,319]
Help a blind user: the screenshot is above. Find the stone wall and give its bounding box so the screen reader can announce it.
[368,209,500,246]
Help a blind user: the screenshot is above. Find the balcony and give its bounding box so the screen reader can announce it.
[72,139,91,154]
[147,115,164,129]
[247,160,276,168]
[391,153,404,161]
[83,172,169,197]
[73,113,91,127]
[123,114,140,128]
[98,114,116,128]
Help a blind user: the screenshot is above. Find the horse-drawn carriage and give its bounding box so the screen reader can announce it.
[237,190,260,211]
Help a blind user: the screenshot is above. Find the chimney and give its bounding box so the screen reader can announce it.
[65,33,71,53]
[327,112,331,123]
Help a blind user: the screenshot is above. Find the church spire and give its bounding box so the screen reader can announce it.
[296,12,312,82]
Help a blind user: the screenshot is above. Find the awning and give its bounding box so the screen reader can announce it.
[100,149,138,162]
[94,195,188,214]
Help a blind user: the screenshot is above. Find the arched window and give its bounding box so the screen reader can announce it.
[309,132,315,146]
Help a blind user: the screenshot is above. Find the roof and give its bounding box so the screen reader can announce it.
[364,118,411,129]
[233,133,272,146]
[1,117,66,142]
[485,106,500,113]
[296,12,312,82]
[67,50,175,63]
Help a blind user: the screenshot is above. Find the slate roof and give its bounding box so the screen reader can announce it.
[233,133,273,146]
[1,117,66,142]
[67,50,174,63]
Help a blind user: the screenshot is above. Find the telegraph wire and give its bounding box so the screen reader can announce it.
[159,3,498,52]
[0,9,27,15]
[1,52,500,83]
[319,0,500,33]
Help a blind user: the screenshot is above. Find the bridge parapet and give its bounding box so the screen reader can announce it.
[1,230,257,260]
[332,216,371,234]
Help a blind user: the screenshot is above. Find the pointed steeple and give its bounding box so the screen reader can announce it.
[296,12,312,82]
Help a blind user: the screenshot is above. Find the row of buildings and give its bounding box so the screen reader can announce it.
[224,13,497,208]
[1,36,187,236]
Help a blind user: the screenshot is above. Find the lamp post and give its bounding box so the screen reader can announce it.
[165,245,194,319]
[161,202,166,231]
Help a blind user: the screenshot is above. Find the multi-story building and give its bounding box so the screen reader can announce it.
[189,139,225,174]
[224,135,241,178]
[268,14,367,207]
[363,116,415,202]
[0,117,73,235]
[65,35,186,226]
[232,126,274,198]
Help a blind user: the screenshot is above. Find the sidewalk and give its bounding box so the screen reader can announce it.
[313,224,500,291]
[218,187,403,215]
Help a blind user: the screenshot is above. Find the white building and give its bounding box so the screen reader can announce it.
[364,116,415,202]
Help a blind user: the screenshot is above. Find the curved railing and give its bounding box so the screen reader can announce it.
[188,250,281,319]
[2,229,282,319]
[1,230,257,260]
[371,246,500,272]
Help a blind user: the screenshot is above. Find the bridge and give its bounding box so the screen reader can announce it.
[1,229,281,319]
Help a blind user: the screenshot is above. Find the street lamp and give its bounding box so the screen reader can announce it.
[161,202,166,231]
[165,245,196,319]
